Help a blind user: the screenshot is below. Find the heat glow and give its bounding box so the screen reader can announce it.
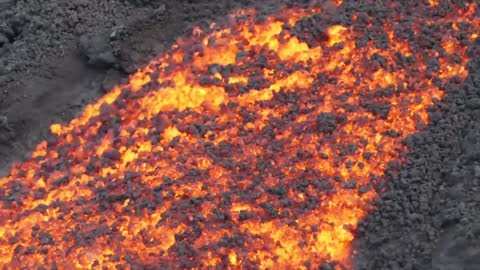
[0,1,479,269]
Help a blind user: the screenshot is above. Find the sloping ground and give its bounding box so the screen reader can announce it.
[0,0,479,269]
[0,0,285,174]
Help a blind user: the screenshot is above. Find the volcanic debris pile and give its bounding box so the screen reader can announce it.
[0,0,479,269]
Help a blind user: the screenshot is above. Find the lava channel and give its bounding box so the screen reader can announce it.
[0,1,479,269]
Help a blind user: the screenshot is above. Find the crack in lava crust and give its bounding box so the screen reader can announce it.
[0,1,479,269]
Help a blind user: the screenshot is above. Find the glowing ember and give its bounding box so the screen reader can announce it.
[0,1,478,269]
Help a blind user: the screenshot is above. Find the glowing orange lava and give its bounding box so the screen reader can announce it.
[0,1,478,269]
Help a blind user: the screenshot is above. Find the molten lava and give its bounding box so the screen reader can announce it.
[0,1,479,269]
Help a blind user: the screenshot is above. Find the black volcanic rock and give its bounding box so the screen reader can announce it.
[466,97,480,109]
[433,223,480,270]
[78,32,118,68]
[0,115,14,145]
[316,112,338,134]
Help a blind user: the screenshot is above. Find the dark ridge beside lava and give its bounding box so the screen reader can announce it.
[0,1,479,269]
[356,32,480,270]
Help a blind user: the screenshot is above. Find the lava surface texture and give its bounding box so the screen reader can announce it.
[0,0,479,269]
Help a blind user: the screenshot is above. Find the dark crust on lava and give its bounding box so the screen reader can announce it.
[0,0,480,269]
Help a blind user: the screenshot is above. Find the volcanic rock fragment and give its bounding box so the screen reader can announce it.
[315,112,338,134]
[294,17,329,43]
[466,97,480,109]
[78,32,118,68]
[0,115,14,144]
[433,223,480,270]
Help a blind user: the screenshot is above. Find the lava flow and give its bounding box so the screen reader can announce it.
[0,1,479,269]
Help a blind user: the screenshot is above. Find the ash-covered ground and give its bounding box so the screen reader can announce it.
[0,0,479,269]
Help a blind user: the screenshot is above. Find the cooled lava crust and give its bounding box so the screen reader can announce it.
[0,0,479,269]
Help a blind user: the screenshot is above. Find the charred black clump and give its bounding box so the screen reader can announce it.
[292,15,330,47]
[315,112,339,134]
